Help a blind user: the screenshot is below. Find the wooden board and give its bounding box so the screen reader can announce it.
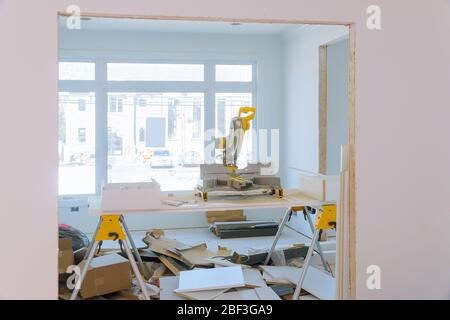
[213,288,259,300]
[282,266,336,300]
[176,288,228,300]
[158,255,190,276]
[261,271,293,286]
[319,44,328,175]
[206,209,246,223]
[243,268,267,288]
[176,266,245,293]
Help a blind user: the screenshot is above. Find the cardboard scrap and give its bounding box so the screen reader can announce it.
[216,245,231,256]
[59,238,74,274]
[169,242,216,267]
[149,229,165,239]
[77,253,132,299]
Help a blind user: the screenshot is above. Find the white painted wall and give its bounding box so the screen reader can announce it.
[327,38,349,175]
[281,25,348,187]
[1,0,450,300]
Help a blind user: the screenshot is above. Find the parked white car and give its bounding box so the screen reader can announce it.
[150,149,174,168]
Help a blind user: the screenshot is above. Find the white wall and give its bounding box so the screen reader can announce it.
[281,25,348,187]
[1,0,450,300]
[327,38,349,174]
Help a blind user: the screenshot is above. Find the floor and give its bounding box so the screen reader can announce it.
[91,225,336,256]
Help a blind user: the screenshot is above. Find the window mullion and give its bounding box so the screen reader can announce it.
[95,58,108,195]
[204,61,216,162]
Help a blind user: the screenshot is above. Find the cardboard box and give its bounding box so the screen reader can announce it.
[59,238,74,274]
[78,253,132,299]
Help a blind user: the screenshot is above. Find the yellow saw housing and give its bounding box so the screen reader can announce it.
[221,106,256,172]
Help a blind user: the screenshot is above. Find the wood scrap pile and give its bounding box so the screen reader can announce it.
[138,230,334,300]
[60,228,334,300]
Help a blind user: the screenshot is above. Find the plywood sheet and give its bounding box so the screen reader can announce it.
[176,266,245,293]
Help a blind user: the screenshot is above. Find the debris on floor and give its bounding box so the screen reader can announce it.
[60,226,335,300]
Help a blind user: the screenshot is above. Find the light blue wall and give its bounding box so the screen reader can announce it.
[281,26,348,188]
[327,38,349,174]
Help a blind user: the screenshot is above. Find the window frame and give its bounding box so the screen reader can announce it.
[58,58,257,198]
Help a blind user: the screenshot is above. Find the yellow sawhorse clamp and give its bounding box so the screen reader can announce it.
[292,204,336,300]
[70,214,150,300]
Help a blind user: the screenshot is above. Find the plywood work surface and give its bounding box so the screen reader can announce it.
[90,189,322,216]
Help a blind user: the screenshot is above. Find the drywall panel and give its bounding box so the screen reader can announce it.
[2,0,450,300]
[176,266,245,292]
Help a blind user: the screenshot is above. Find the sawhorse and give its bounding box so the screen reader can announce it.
[264,205,332,273]
[70,214,150,300]
[264,204,336,299]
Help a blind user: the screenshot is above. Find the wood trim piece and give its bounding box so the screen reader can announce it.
[348,24,357,300]
[57,12,353,26]
[318,45,328,174]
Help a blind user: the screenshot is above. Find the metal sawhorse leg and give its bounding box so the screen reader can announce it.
[292,204,336,300]
[264,205,331,275]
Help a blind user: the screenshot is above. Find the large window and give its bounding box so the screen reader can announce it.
[107,92,204,191]
[58,92,96,195]
[58,61,256,195]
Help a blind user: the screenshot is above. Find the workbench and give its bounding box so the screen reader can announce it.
[89,189,322,216]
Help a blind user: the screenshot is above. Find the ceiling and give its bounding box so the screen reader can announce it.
[59,16,306,35]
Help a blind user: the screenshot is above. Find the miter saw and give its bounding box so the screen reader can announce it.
[196,107,283,201]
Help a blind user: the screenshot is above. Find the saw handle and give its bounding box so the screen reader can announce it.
[238,106,256,131]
